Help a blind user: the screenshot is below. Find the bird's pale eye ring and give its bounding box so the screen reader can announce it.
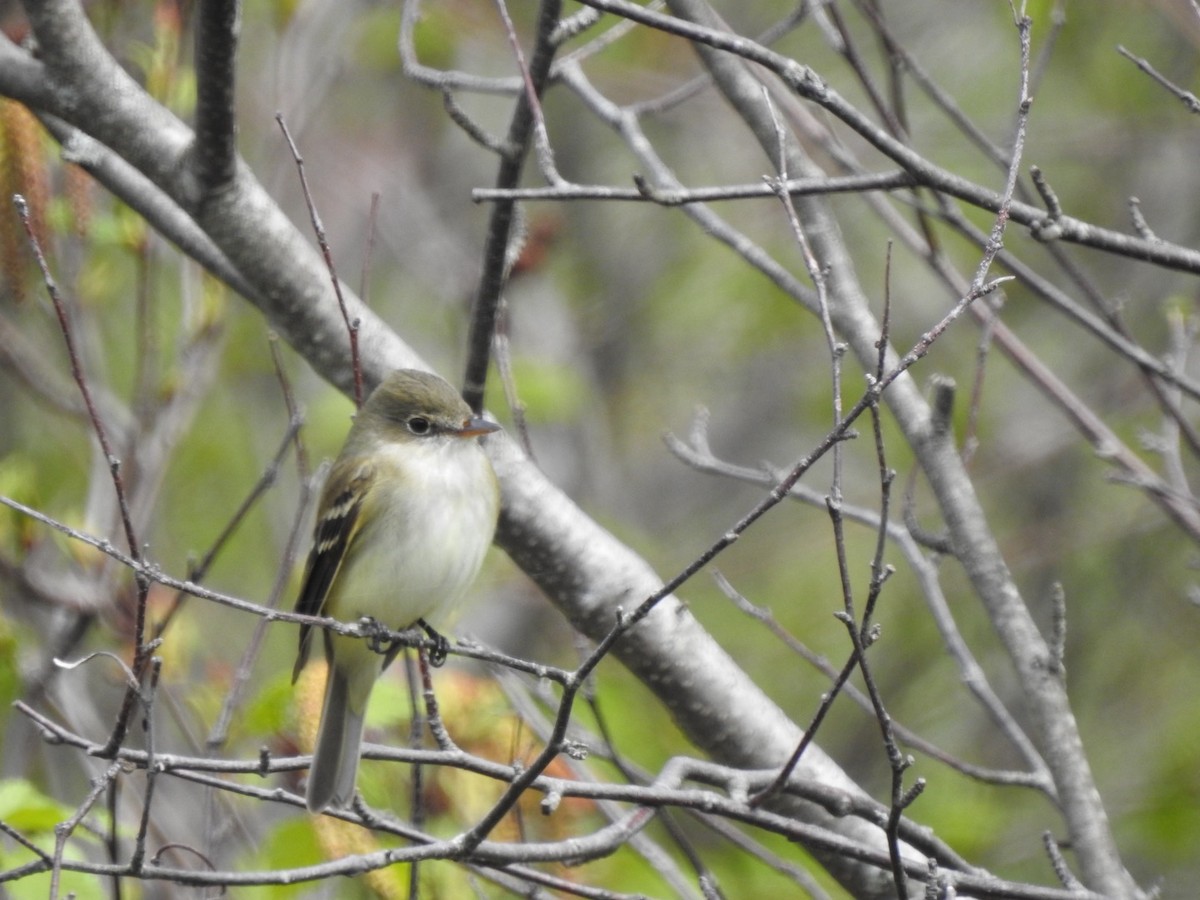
[406,416,432,436]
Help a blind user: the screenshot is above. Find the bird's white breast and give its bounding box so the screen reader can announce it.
[330,438,499,629]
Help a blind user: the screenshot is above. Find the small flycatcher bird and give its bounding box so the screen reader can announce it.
[292,368,500,812]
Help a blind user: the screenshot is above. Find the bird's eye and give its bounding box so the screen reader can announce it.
[406,416,432,436]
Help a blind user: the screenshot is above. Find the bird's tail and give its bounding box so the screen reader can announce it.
[306,662,367,813]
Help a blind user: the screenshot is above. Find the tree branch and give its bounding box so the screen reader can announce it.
[651,0,1139,894]
[461,0,564,412]
[191,0,241,191]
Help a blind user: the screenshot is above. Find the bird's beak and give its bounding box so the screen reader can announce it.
[456,415,501,439]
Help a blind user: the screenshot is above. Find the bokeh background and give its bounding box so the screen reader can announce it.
[2,1,1199,896]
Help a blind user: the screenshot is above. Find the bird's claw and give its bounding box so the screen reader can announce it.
[418,618,450,667]
[359,616,398,656]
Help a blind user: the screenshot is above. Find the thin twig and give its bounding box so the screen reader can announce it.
[461,0,564,413]
[474,169,915,204]
[570,0,1200,274]
[14,195,141,561]
[274,114,363,408]
[15,192,156,760]
[152,412,304,639]
[1117,45,1200,115]
[129,657,164,874]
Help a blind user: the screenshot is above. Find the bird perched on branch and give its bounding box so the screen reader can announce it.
[292,368,500,812]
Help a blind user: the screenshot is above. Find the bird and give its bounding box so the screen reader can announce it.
[292,368,500,812]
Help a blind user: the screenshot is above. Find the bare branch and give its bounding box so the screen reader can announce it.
[191,0,241,190]
[1117,44,1200,115]
[574,0,1200,274]
[461,0,565,412]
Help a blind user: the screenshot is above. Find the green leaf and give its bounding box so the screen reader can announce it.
[236,817,323,900]
[0,778,76,832]
[0,780,107,900]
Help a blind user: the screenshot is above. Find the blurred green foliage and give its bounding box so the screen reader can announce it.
[2,1,1199,897]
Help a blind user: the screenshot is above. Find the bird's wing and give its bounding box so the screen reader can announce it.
[292,459,375,682]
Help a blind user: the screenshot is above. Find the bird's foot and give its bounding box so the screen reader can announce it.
[358,616,399,656]
[417,619,450,667]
